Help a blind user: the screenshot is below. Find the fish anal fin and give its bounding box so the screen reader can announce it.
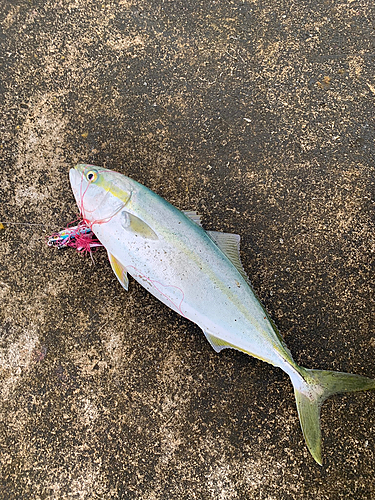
[203,331,235,353]
[108,252,129,291]
[203,330,270,362]
[207,231,250,284]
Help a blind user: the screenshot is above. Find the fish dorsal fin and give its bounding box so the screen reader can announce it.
[203,331,234,353]
[183,210,203,227]
[108,252,129,291]
[121,211,158,240]
[207,231,250,284]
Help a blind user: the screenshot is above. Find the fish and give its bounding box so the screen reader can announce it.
[69,163,375,465]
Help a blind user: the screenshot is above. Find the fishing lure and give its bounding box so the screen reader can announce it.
[47,222,102,253]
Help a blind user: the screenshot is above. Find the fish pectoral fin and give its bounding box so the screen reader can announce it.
[183,210,203,227]
[121,211,158,240]
[207,231,250,284]
[203,331,234,353]
[108,252,129,291]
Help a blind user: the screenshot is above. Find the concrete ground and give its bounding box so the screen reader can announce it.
[1,0,374,498]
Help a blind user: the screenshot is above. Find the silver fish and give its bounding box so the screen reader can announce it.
[69,163,375,464]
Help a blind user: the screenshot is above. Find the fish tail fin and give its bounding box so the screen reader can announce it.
[292,367,375,465]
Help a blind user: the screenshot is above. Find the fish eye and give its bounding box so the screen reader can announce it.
[86,170,98,182]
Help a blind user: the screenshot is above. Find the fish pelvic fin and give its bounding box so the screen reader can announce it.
[293,367,375,465]
[108,251,129,291]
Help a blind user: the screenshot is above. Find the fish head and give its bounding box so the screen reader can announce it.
[69,164,133,225]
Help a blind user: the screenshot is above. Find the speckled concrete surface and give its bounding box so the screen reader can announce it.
[1,0,374,498]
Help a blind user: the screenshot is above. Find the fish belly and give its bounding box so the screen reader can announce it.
[93,217,288,369]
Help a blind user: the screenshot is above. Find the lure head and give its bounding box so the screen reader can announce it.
[69,164,133,226]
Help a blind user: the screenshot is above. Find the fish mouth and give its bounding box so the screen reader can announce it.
[69,167,82,186]
[69,167,84,205]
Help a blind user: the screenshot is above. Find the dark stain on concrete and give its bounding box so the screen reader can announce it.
[1,0,374,498]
